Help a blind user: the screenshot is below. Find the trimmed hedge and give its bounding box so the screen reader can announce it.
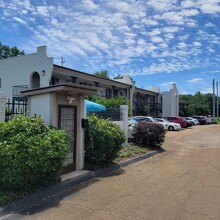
[0,116,69,192]
[84,115,125,166]
[133,122,166,147]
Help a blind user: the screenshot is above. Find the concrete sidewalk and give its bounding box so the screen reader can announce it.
[0,150,160,217]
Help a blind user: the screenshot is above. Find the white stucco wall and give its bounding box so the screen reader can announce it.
[29,93,52,124]
[0,46,53,100]
[162,83,179,117]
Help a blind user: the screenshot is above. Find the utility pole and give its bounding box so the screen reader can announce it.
[217,81,219,118]
[213,79,215,120]
[61,57,65,66]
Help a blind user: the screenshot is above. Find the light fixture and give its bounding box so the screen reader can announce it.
[41,70,46,76]
[66,95,75,104]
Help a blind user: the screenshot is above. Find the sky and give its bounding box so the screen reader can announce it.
[0,0,220,94]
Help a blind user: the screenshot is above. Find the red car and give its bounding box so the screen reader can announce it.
[163,116,187,128]
[191,116,207,125]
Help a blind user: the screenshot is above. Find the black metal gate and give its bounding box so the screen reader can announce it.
[5,98,27,121]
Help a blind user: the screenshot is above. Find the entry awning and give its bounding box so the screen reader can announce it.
[85,100,106,112]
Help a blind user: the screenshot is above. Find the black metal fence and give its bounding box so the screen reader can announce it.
[5,99,27,121]
[87,107,121,121]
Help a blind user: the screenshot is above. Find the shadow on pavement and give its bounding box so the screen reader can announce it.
[15,178,100,216]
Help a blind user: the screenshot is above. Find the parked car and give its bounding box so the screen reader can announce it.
[182,117,193,127]
[132,116,167,129]
[191,116,207,125]
[163,116,187,128]
[132,116,156,123]
[127,118,138,140]
[155,118,181,131]
[184,117,199,125]
[128,116,167,141]
[205,116,213,124]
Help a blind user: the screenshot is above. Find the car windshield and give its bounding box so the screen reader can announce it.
[128,118,138,125]
[151,118,157,123]
[162,119,170,123]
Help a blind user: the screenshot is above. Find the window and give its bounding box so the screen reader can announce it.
[50,77,59,85]
[31,72,40,89]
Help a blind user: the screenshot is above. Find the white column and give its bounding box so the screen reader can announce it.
[120,105,128,145]
[77,95,85,170]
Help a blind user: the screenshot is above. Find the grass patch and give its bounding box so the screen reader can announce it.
[84,143,151,171]
[115,142,150,162]
[214,118,220,124]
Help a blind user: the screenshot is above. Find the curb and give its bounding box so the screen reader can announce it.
[0,150,160,217]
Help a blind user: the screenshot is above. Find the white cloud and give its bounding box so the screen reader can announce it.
[36,6,49,17]
[162,26,181,33]
[181,1,195,8]
[200,3,220,14]
[146,0,178,12]
[151,36,163,43]
[178,42,187,48]
[187,78,203,83]
[180,9,199,17]
[12,16,27,25]
[81,0,99,11]
[193,42,202,47]
[142,19,158,26]
[0,0,219,85]
[160,81,176,86]
[205,22,216,27]
[156,12,185,25]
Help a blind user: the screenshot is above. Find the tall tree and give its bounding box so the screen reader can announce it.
[94,70,110,79]
[179,92,213,116]
[0,42,25,59]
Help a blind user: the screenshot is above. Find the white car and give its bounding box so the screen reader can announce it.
[128,116,166,140]
[155,118,181,131]
[127,118,138,140]
[184,117,199,125]
[132,116,168,129]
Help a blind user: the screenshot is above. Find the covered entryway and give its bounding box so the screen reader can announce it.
[21,83,97,174]
[58,105,77,174]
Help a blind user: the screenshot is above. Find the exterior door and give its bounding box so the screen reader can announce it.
[58,105,77,174]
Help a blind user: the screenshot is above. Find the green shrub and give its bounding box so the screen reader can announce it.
[214,117,220,124]
[84,115,125,166]
[133,122,166,147]
[0,116,69,192]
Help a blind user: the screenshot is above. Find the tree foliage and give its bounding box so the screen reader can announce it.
[179,92,219,116]
[94,70,110,79]
[0,41,25,59]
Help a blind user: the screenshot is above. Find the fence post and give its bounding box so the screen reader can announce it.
[120,105,128,145]
[0,92,7,122]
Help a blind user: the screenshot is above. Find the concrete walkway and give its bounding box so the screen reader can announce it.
[2,125,220,220]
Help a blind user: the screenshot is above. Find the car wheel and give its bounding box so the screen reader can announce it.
[168,126,174,131]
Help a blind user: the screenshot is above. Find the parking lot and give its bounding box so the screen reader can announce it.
[3,124,220,220]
